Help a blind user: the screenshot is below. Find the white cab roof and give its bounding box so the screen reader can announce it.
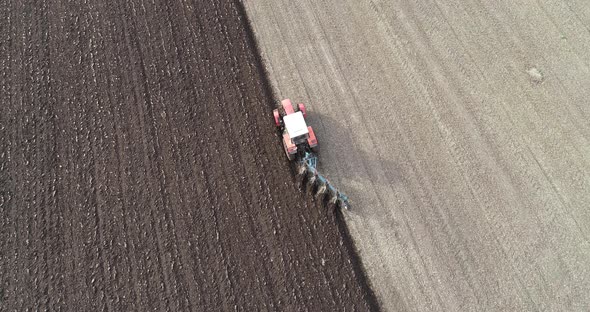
[283,111,309,138]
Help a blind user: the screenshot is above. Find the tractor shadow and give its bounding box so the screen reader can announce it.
[287,111,407,312]
[290,111,407,215]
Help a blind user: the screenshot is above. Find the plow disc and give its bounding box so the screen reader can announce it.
[297,152,350,210]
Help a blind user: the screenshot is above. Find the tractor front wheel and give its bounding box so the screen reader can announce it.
[273,109,281,127]
[298,103,307,117]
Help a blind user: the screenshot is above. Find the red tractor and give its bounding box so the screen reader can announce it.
[273,98,350,209]
[273,99,318,160]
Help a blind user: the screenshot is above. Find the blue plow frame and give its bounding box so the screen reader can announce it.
[299,152,350,209]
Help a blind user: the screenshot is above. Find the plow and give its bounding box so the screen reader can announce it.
[274,99,350,210]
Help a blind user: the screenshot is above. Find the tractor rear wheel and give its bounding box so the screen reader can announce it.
[283,139,295,161]
[311,144,319,154]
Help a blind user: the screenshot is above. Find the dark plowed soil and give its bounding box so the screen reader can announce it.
[0,0,377,311]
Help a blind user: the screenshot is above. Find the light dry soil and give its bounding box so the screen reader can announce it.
[244,1,590,310]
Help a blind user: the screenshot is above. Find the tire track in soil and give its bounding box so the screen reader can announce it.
[0,0,379,311]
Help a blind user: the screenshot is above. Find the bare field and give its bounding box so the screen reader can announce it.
[244,0,590,310]
[0,0,377,310]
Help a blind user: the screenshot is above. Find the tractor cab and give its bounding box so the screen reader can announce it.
[284,111,309,145]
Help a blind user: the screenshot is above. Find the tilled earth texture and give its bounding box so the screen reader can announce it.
[0,1,378,311]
